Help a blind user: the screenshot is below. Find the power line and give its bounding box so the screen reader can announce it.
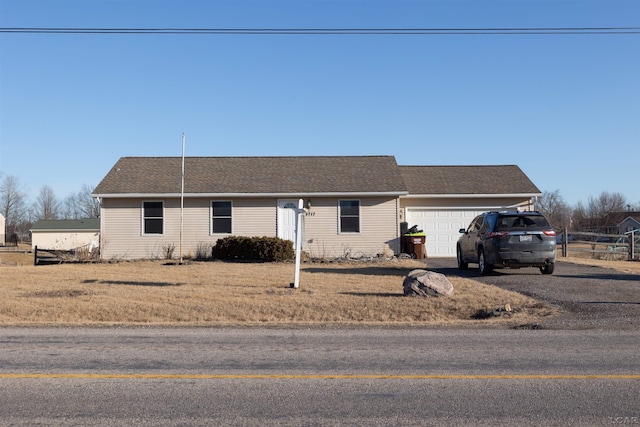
[1,27,639,35]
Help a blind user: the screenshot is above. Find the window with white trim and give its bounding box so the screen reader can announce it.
[339,200,360,233]
[143,201,163,235]
[212,201,232,234]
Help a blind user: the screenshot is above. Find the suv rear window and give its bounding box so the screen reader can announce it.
[495,215,551,230]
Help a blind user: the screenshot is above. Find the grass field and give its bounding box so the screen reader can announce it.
[0,249,563,327]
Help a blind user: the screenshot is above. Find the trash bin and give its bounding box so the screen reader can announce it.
[402,232,426,259]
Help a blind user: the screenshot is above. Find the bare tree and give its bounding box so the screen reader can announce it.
[77,184,101,218]
[61,192,82,219]
[33,185,60,220]
[572,191,628,231]
[589,192,627,218]
[0,174,29,238]
[62,184,100,219]
[536,190,572,230]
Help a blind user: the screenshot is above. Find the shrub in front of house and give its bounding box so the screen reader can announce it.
[212,236,295,262]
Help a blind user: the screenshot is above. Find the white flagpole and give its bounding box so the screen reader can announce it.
[180,133,185,264]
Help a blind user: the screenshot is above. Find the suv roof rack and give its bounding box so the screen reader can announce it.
[490,210,541,215]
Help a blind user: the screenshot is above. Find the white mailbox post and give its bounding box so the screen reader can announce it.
[291,198,306,289]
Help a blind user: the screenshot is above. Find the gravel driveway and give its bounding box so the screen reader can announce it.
[426,258,640,330]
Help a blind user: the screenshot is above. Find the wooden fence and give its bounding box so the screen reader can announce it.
[33,244,100,265]
[558,230,638,261]
[33,246,68,265]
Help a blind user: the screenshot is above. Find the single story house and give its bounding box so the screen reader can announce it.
[617,214,640,235]
[596,211,640,234]
[92,156,541,260]
[30,218,100,251]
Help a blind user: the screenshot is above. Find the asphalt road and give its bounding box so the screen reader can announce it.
[0,259,638,426]
[0,327,639,426]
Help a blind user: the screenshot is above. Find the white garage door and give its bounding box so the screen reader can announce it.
[405,209,488,257]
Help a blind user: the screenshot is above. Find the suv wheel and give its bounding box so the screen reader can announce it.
[540,263,555,275]
[478,248,492,276]
[457,245,468,270]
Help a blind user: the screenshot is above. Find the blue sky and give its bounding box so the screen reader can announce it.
[1,0,639,207]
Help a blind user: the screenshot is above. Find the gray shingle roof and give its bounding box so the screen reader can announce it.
[93,156,408,196]
[93,157,540,197]
[399,165,541,195]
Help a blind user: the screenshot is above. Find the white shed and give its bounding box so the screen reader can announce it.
[0,213,5,246]
[30,218,100,251]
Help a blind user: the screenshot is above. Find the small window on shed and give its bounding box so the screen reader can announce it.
[143,201,163,235]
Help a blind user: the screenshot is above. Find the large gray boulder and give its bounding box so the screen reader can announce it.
[403,269,454,297]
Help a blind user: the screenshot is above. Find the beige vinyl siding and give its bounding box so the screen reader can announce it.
[399,196,534,212]
[231,198,277,237]
[176,198,274,243]
[101,198,164,260]
[303,196,399,258]
[101,196,400,260]
[100,197,279,260]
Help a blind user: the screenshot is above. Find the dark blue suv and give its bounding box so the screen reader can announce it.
[457,211,556,275]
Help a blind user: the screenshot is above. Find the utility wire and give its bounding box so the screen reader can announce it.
[1,27,639,35]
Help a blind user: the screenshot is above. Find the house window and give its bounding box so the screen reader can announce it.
[212,201,232,234]
[143,201,163,235]
[339,200,360,233]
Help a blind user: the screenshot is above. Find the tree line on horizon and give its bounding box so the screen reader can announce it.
[0,173,638,242]
[0,174,100,240]
[536,189,638,232]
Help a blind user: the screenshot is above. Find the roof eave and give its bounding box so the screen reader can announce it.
[400,193,541,199]
[93,191,409,199]
[617,216,640,226]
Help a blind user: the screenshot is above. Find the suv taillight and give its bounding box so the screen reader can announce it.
[488,231,510,238]
[543,230,556,236]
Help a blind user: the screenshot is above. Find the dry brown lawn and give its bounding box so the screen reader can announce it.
[1,249,636,327]
[558,256,640,275]
[0,249,561,327]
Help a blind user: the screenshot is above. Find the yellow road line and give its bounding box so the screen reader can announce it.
[1,373,639,380]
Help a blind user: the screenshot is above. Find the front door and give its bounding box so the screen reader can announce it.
[277,200,299,247]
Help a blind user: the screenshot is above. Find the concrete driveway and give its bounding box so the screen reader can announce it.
[426,258,640,330]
